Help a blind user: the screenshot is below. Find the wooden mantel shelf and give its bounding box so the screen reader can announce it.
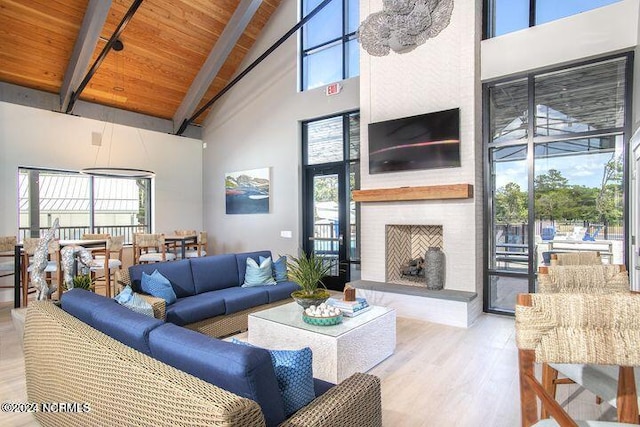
[352,184,473,202]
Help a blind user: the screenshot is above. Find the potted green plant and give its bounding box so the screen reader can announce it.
[70,274,94,291]
[287,251,331,309]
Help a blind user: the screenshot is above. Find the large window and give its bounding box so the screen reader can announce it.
[486,0,621,38]
[300,0,359,91]
[18,168,151,243]
[484,55,631,314]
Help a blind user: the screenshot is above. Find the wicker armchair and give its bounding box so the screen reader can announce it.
[25,301,382,427]
[516,293,640,426]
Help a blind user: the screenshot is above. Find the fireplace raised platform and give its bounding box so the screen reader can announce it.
[349,280,481,328]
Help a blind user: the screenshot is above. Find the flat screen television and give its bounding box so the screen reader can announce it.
[368,108,460,174]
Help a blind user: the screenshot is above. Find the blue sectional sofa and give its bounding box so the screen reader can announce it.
[125,250,300,337]
[23,291,382,426]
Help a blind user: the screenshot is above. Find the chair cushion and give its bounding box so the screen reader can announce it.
[164,291,226,326]
[27,260,58,273]
[184,250,206,258]
[0,261,14,272]
[263,281,299,304]
[149,323,286,427]
[139,252,176,262]
[190,254,239,293]
[232,339,315,417]
[236,251,272,286]
[212,287,269,314]
[141,270,177,305]
[114,285,155,317]
[242,257,276,287]
[129,260,195,298]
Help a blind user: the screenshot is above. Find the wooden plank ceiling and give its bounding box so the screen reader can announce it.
[0,0,281,127]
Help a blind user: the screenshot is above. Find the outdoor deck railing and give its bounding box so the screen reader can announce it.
[19,225,148,244]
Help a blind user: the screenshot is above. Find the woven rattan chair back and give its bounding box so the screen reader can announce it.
[516,293,640,426]
[550,251,602,266]
[133,233,170,264]
[81,233,110,240]
[0,236,17,290]
[537,264,629,294]
[174,229,197,236]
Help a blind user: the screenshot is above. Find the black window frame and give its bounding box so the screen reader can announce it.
[482,52,634,315]
[299,0,359,91]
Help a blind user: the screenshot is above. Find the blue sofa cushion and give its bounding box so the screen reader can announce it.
[263,281,299,304]
[313,378,334,397]
[129,259,195,298]
[236,251,272,286]
[165,291,226,326]
[242,257,276,287]
[61,288,115,325]
[90,300,164,356]
[149,323,286,427]
[212,287,270,315]
[141,270,177,305]
[62,289,163,356]
[191,254,239,293]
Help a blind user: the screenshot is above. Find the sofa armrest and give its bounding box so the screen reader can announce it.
[280,373,381,427]
[114,269,131,292]
[139,294,166,320]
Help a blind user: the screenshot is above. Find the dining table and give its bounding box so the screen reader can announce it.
[13,238,108,308]
[164,234,198,259]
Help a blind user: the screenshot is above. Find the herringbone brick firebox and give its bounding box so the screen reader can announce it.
[385,225,443,287]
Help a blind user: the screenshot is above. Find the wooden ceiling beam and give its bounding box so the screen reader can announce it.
[60,0,112,113]
[172,0,263,133]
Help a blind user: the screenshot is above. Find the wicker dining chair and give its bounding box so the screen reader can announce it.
[83,234,125,298]
[516,292,640,426]
[133,233,176,264]
[22,237,62,306]
[182,231,207,258]
[549,251,602,266]
[537,264,634,420]
[0,236,17,292]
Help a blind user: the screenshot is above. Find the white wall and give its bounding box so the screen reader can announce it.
[202,1,359,256]
[0,102,203,300]
[359,0,483,295]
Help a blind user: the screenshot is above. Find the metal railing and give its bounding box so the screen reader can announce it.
[19,225,147,244]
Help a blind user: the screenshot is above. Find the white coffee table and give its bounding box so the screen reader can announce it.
[248,302,396,383]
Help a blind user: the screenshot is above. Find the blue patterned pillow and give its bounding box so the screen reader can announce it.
[242,257,277,287]
[114,285,155,317]
[260,255,288,282]
[232,339,315,415]
[141,270,177,305]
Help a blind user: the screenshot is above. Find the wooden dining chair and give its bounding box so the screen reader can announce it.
[182,231,208,258]
[21,237,62,306]
[0,236,17,293]
[83,234,124,298]
[537,264,633,419]
[516,292,640,426]
[133,233,176,264]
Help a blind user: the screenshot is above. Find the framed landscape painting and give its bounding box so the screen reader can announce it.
[225,167,270,214]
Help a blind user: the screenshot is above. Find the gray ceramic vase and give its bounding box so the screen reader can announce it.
[424,247,445,290]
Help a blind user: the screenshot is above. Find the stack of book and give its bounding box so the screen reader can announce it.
[327,297,371,317]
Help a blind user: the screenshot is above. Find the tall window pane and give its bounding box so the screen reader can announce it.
[489,79,528,143]
[491,0,529,37]
[536,0,620,25]
[94,177,150,242]
[534,136,624,263]
[306,116,344,165]
[535,59,626,136]
[301,0,359,91]
[303,43,343,91]
[490,145,529,272]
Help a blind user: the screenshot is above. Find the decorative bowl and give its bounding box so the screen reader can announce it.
[302,312,343,326]
[291,292,330,309]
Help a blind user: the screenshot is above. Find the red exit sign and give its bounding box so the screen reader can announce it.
[325,82,342,96]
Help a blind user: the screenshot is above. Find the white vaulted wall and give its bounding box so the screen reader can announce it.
[359,0,484,301]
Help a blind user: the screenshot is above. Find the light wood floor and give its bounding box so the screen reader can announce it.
[0,301,616,426]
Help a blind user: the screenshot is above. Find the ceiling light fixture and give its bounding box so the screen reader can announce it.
[80,39,155,179]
